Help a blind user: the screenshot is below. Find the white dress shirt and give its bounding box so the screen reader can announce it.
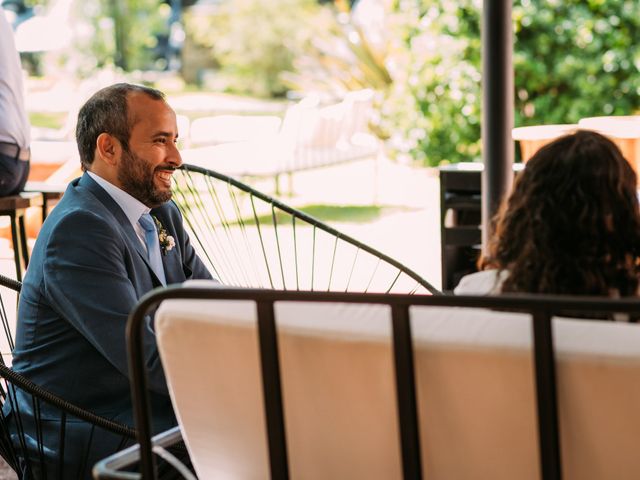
[454,269,508,295]
[0,11,30,149]
[87,171,150,252]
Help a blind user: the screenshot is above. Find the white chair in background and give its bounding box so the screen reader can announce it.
[189,114,282,147]
[182,90,380,194]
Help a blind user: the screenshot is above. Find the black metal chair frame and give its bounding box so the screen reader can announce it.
[23,180,66,223]
[0,185,64,283]
[438,163,524,291]
[0,274,137,478]
[94,285,640,480]
[174,164,440,295]
[0,193,43,282]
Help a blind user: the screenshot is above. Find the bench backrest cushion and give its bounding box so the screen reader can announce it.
[155,297,640,480]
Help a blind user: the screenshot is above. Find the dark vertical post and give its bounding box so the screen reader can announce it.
[168,0,182,70]
[170,0,181,23]
[9,214,23,282]
[128,300,158,480]
[390,304,422,479]
[256,301,290,480]
[531,310,562,480]
[111,0,128,71]
[481,0,514,250]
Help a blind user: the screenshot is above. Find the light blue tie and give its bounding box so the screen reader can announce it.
[138,213,167,285]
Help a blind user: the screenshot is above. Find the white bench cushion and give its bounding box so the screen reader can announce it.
[155,297,640,479]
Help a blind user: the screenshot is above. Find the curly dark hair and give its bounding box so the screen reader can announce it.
[480,129,640,296]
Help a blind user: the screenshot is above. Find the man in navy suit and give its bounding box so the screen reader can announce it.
[9,83,213,478]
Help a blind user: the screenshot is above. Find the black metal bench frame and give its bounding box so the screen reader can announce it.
[95,286,640,480]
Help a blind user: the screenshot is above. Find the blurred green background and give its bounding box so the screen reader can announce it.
[8,0,640,167]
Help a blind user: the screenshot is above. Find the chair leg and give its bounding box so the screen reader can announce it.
[287,172,293,197]
[9,214,23,282]
[18,212,29,269]
[372,151,380,205]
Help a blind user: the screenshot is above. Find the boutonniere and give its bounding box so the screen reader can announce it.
[152,215,175,255]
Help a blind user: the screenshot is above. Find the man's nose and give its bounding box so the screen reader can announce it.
[168,141,183,167]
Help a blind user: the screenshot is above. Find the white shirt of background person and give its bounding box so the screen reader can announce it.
[0,10,30,150]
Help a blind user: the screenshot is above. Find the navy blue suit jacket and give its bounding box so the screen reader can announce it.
[10,172,212,477]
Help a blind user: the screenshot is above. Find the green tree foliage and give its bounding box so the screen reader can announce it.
[389,0,640,166]
[182,0,640,165]
[282,0,393,100]
[380,0,483,165]
[514,0,640,126]
[74,0,169,74]
[184,0,323,97]
[282,0,484,165]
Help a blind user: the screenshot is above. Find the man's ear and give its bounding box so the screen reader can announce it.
[95,133,121,166]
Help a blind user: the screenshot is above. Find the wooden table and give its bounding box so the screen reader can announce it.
[578,116,640,174]
[512,117,640,175]
[0,192,44,281]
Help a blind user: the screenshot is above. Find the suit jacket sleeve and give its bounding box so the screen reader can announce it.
[42,210,170,395]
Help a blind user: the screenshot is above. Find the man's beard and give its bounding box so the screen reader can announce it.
[118,148,173,208]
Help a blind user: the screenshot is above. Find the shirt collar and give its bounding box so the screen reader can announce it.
[87,171,150,227]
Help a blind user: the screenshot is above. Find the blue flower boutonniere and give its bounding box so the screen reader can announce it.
[152,216,176,255]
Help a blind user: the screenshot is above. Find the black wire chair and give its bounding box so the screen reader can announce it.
[0,274,137,479]
[172,165,440,295]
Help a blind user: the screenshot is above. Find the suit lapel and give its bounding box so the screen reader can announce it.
[78,173,164,287]
[151,208,185,285]
[162,247,183,285]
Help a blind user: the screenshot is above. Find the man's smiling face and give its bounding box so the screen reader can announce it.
[117,92,182,208]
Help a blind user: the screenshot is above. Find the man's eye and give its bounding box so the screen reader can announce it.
[155,138,167,144]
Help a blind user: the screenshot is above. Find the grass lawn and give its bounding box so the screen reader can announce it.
[249,204,415,225]
[29,111,67,130]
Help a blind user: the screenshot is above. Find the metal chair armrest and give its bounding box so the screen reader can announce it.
[93,427,191,480]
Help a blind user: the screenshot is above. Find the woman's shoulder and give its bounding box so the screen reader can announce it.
[453,269,508,295]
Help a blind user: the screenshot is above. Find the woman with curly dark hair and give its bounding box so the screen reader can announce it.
[455,130,640,296]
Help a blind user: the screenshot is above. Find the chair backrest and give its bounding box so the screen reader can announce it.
[340,88,375,144]
[282,90,374,150]
[155,293,400,479]
[0,275,136,479]
[172,165,439,295]
[176,114,191,149]
[189,115,282,147]
[283,91,379,172]
[129,286,640,480]
[408,306,640,480]
[295,101,348,149]
[278,94,320,145]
